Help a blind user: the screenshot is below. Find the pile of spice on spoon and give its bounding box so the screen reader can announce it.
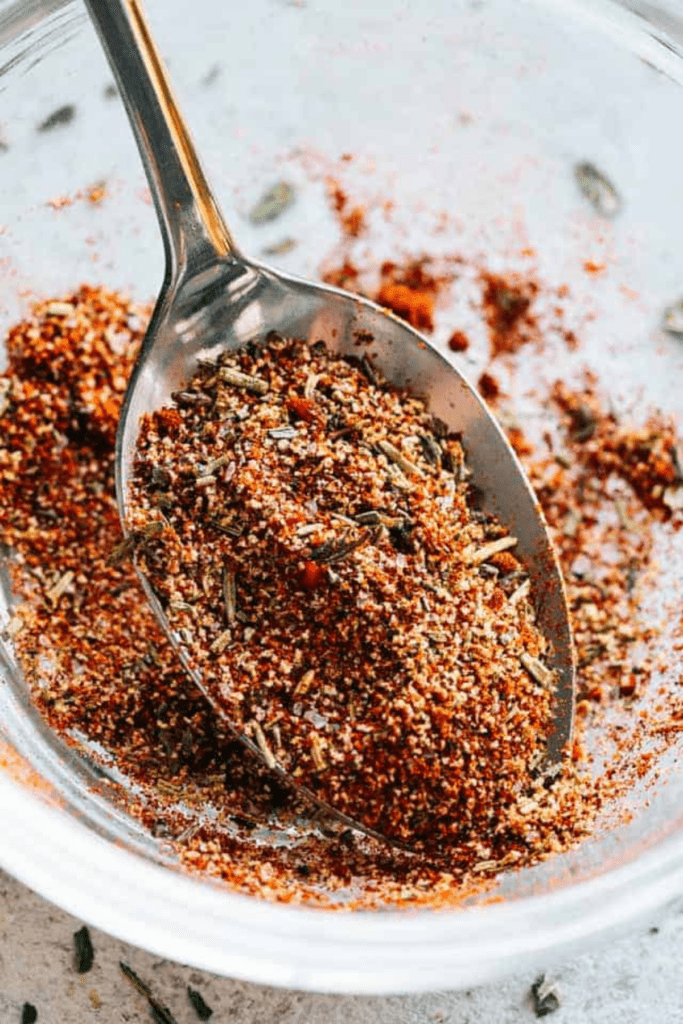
[127,330,566,852]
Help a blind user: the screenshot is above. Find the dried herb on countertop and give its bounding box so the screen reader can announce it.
[73,925,94,974]
[187,986,213,1020]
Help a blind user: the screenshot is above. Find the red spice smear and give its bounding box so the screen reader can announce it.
[286,395,320,424]
[508,427,534,459]
[519,377,683,709]
[478,371,501,402]
[323,254,452,334]
[551,378,681,521]
[448,330,470,353]
[325,177,366,238]
[374,259,451,332]
[299,560,327,590]
[480,272,540,358]
[322,259,362,293]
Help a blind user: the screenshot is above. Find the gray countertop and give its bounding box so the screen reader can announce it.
[1,871,681,1023]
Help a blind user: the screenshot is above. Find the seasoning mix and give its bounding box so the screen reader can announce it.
[1,199,681,905]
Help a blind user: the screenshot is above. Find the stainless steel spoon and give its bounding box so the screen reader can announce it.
[85,0,574,845]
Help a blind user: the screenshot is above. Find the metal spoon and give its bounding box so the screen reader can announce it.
[86,0,574,847]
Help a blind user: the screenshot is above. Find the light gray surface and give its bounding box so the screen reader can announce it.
[0,869,681,1022]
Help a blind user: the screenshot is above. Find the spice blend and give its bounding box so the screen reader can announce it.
[128,332,560,851]
[0,272,680,907]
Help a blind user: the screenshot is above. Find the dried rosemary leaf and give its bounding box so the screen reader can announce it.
[465,535,517,566]
[530,974,561,1017]
[108,521,164,565]
[520,652,555,689]
[73,925,94,973]
[210,629,232,654]
[508,578,531,606]
[46,570,74,605]
[203,454,231,474]
[263,237,297,256]
[222,562,237,625]
[268,425,298,440]
[150,1001,180,1024]
[187,986,214,1021]
[249,181,295,225]
[574,161,621,217]
[218,367,268,395]
[37,104,76,133]
[309,527,374,564]
[250,719,277,769]
[293,668,316,695]
[119,961,152,997]
[377,439,423,478]
[310,732,327,771]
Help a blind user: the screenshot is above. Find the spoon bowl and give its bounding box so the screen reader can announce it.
[87,0,574,846]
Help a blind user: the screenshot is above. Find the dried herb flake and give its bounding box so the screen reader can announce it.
[531,975,561,1017]
[73,925,94,974]
[37,104,76,133]
[187,986,214,1020]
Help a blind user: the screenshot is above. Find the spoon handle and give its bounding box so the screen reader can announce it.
[85,0,238,278]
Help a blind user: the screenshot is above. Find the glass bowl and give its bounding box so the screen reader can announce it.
[1,0,683,994]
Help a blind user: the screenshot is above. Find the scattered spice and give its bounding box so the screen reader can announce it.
[322,258,362,293]
[37,104,76,133]
[325,178,366,237]
[86,180,107,205]
[73,925,94,974]
[447,329,469,353]
[46,195,74,211]
[480,272,539,358]
[477,370,501,402]
[374,259,452,332]
[515,379,683,716]
[582,259,606,275]
[187,986,213,1021]
[551,378,682,519]
[574,161,622,218]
